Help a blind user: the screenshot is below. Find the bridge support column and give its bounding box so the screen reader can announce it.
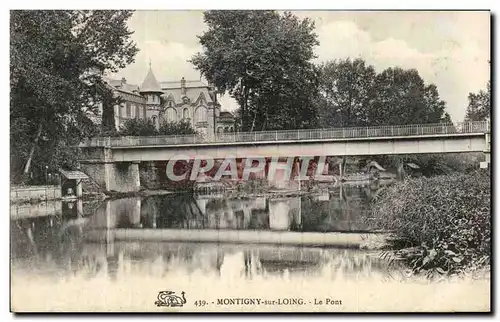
[480,130,491,169]
[80,161,141,193]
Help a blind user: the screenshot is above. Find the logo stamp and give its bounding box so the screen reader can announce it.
[155,291,187,307]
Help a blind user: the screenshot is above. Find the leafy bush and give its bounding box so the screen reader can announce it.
[119,118,158,136]
[369,171,490,277]
[158,120,197,135]
[118,119,197,137]
[372,153,484,177]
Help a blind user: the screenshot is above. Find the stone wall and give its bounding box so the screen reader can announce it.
[80,162,140,193]
[10,185,61,202]
[110,162,140,192]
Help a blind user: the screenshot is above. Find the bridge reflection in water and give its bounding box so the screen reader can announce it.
[11,184,397,284]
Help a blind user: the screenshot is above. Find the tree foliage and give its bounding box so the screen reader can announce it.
[158,120,197,135]
[119,118,158,136]
[464,80,491,122]
[119,119,197,137]
[317,58,376,127]
[371,67,450,125]
[317,60,451,128]
[191,10,320,131]
[10,10,138,183]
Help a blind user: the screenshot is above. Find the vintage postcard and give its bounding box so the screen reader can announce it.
[10,9,491,313]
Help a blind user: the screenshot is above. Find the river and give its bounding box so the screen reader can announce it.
[10,183,490,312]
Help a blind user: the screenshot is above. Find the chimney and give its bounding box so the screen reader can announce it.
[181,77,186,95]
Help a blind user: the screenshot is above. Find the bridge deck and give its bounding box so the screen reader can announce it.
[80,121,489,148]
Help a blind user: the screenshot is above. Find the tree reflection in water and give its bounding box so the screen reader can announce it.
[11,182,393,284]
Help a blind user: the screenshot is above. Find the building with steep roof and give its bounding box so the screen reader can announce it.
[218,111,236,133]
[104,68,235,138]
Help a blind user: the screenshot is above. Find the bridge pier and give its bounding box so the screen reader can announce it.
[80,161,140,193]
[484,131,491,165]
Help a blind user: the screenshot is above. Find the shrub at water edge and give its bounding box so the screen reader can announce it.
[369,171,490,277]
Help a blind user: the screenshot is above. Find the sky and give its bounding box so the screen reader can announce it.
[112,10,491,122]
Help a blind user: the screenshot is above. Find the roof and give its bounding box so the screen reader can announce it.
[140,68,163,93]
[366,161,386,171]
[105,74,216,105]
[107,79,122,87]
[120,83,140,93]
[406,163,420,169]
[160,80,208,89]
[220,111,234,118]
[162,87,215,105]
[104,78,144,98]
[59,169,89,180]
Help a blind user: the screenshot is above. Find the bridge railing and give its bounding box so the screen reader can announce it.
[216,121,488,143]
[79,121,489,147]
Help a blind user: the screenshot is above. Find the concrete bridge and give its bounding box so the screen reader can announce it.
[79,121,490,192]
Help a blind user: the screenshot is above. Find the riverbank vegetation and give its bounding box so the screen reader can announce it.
[368,171,490,277]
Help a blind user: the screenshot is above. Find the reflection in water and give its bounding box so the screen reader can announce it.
[79,184,380,233]
[11,183,394,288]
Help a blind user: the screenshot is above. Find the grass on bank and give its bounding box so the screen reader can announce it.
[368,170,491,278]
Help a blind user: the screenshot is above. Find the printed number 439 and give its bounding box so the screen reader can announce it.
[194,300,208,307]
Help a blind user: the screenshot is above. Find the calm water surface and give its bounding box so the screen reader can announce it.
[11,184,394,280]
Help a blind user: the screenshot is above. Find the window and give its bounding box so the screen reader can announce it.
[166,108,177,122]
[130,104,135,118]
[152,116,158,128]
[195,106,207,123]
[183,108,189,120]
[168,101,173,108]
[126,103,131,118]
[120,103,126,118]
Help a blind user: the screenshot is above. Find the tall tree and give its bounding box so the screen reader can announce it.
[369,67,449,126]
[10,10,138,182]
[317,58,377,127]
[316,61,450,128]
[191,10,320,131]
[464,80,491,121]
[423,84,451,123]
